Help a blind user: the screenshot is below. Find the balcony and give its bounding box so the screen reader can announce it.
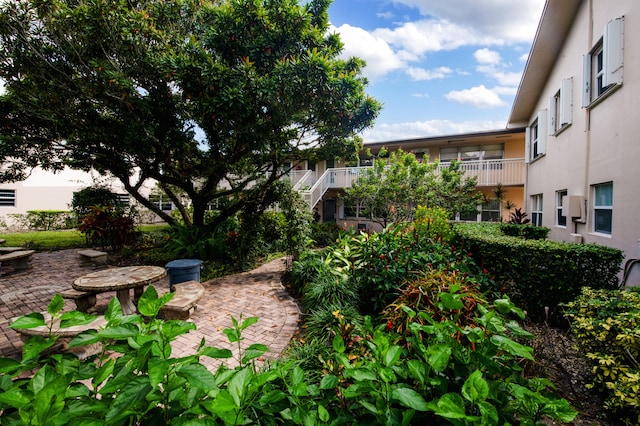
[299,158,525,208]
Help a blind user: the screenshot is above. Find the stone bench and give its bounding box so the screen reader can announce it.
[0,249,36,271]
[77,249,108,265]
[11,313,107,360]
[161,281,205,320]
[60,288,97,312]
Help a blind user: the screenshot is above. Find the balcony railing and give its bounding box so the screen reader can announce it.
[438,158,525,187]
[299,159,525,208]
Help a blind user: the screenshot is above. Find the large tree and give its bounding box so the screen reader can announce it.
[343,149,482,227]
[0,0,380,227]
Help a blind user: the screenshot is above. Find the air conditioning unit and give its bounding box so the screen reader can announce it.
[562,195,586,223]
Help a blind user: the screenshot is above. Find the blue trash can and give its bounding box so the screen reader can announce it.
[165,259,203,291]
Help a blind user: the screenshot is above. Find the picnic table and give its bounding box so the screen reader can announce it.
[73,266,166,315]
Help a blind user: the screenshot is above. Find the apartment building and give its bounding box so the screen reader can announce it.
[507,0,640,262]
[292,128,526,230]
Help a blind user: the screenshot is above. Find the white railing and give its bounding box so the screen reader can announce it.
[291,170,315,191]
[301,167,371,208]
[438,158,525,186]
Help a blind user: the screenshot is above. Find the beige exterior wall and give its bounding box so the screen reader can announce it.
[520,0,640,262]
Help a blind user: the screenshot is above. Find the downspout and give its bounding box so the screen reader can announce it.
[581,0,594,235]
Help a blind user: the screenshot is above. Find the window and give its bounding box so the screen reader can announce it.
[114,193,130,207]
[526,111,546,163]
[531,194,543,226]
[593,182,613,234]
[582,17,624,107]
[550,78,573,134]
[439,144,503,163]
[556,190,567,227]
[0,189,16,207]
[481,199,501,222]
[439,147,458,162]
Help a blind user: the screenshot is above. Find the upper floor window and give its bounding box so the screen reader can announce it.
[439,144,503,162]
[593,182,613,235]
[582,17,624,107]
[556,189,567,227]
[531,194,543,227]
[526,110,546,163]
[550,78,573,134]
[0,189,16,207]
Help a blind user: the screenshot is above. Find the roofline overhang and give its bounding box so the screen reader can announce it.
[507,0,582,127]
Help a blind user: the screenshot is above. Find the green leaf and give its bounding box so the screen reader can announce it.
[47,294,64,315]
[259,390,286,405]
[148,357,167,389]
[228,367,252,407]
[320,374,339,390]
[199,346,233,359]
[223,327,240,343]
[59,311,100,328]
[392,387,429,411]
[10,312,45,329]
[178,364,217,390]
[384,345,402,367]
[461,370,489,403]
[426,343,452,372]
[67,330,101,348]
[240,316,259,330]
[104,376,152,424]
[478,401,499,424]
[332,333,345,353]
[242,343,268,363]
[490,335,534,360]
[0,388,31,409]
[93,358,115,388]
[318,404,330,422]
[428,393,469,419]
[440,292,464,310]
[98,324,139,340]
[104,298,123,323]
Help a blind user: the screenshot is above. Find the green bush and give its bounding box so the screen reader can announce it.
[8,210,76,231]
[309,221,341,247]
[78,205,138,250]
[499,223,550,240]
[563,287,640,425]
[453,223,623,324]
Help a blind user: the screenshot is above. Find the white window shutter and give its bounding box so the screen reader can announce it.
[582,54,591,107]
[560,78,573,126]
[525,127,531,164]
[537,110,547,154]
[604,16,624,87]
[549,95,556,134]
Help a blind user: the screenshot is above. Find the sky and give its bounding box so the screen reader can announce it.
[327,0,546,142]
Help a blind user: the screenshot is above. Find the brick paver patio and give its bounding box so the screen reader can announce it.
[0,249,300,371]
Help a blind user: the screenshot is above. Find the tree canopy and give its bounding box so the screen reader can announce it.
[342,149,482,227]
[0,0,380,227]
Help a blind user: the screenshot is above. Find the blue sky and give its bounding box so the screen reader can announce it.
[327,0,546,142]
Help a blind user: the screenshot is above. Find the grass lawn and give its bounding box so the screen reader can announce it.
[0,224,171,251]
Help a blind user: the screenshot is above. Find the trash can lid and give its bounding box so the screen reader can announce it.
[165,259,203,269]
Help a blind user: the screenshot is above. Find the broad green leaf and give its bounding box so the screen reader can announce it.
[318,404,330,422]
[429,393,468,419]
[223,327,240,343]
[392,387,429,411]
[200,346,233,359]
[426,344,452,372]
[47,294,64,315]
[228,367,252,406]
[67,330,101,348]
[0,388,31,409]
[259,390,286,405]
[332,334,345,353]
[240,316,259,330]
[105,376,152,424]
[461,370,489,403]
[33,380,66,424]
[320,374,339,390]
[493,298,513,315]
[384,345,402,367]
[407,359,426,385]
[98,325,139,340]
[178,364,216,390]
[345,368,377,381]
[440,292,464,310]
[93,358,115,388]
[289,366,305,386]
[544,398,578,422]
[104,298,123,323]
[478,401,499,424]
[60,311,100,328]
[242,343,268,363]
[490,335,534,360]
[359,400,378,415]
[10,312,45,329]
[0,357,21,374]
[148,357,167,389]
[22,336,56,363]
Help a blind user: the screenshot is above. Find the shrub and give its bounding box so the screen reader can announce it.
[78,205,138,250]
[500,223,549,240]
[563,287,640,424]
[453,223,623,324]
[8,210,75,231]
[302,273,359,311]
[414,205,454,242]
[309,221,341,247]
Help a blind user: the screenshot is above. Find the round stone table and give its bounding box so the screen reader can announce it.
[73,266,167,315]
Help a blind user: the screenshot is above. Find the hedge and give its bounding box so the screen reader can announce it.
[453,223,623,324]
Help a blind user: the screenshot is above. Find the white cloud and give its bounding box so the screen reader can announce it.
[519,53,530,62]
[411,93,430,98]
[361,118,506,142]
[445,85,507,108]
[332,24,404,79]
[390,0,545,44]
[406,66,452,81]
[474,48,501,65]
[476,64,522,86]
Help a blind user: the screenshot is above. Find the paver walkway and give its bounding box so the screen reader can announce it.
[0,249,300,371]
